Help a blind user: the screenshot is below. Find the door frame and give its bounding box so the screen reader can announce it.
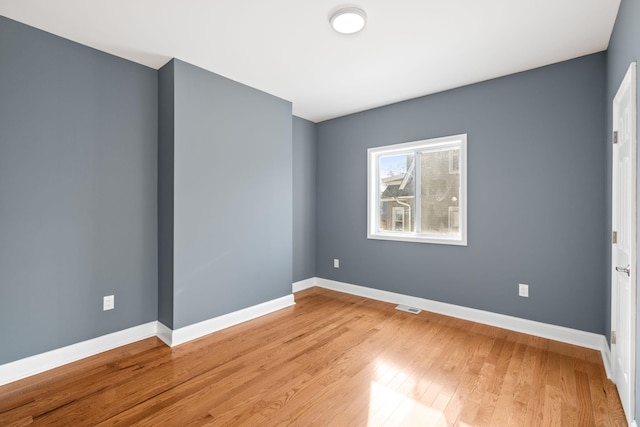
[611,61,637,424]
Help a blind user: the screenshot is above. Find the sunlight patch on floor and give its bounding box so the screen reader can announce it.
[368,359,448,427]
[368,381,447,426]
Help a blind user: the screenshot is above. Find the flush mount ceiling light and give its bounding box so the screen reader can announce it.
[330,7,367,34]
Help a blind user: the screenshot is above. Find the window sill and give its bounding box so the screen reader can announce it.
[367,232,467,246]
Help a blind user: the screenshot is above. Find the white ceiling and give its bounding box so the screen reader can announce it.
[0,0,621,123]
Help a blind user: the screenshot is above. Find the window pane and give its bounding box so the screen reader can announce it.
[368,134,466,245]
[379,153,415,232]
[420,149,460,235]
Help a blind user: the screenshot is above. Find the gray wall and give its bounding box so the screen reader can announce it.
[162,59,293,329]
[605,0,640,419]
[293,116,317,282]
[157,60,175,328]
[0,16,158,364]
[316,53,606,334]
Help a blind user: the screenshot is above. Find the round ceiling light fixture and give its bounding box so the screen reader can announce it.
[330,7,367,34]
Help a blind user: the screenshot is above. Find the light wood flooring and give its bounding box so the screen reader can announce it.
[0,287,628,426]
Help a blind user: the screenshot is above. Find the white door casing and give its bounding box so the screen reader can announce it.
[612,61,637,424]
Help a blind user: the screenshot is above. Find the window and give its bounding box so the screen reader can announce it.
[367,134,467,245]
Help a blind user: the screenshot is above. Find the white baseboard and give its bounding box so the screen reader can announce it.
[0,279,612,388]
[600,339,613,379]
[0,321,157,387]
[160,294,295,347]
[156,321,173,347]
[293,277,316,293]
[0,294,295,386]
[309,277,611,374]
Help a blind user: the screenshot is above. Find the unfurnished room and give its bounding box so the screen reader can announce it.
[0,0,639,426]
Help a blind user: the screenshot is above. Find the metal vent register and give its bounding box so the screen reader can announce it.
[395,305,422,314]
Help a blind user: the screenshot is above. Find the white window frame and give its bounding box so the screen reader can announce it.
[367,134,467,246]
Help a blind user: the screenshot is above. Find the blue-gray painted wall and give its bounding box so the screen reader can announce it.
[167,59,293,329]
[157,60,175,328]
[605,0,640,419]
[0,16,158,364]
[316,53,606,334]
[293,116,317,282]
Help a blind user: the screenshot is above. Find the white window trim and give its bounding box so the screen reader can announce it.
[367,134,467,246]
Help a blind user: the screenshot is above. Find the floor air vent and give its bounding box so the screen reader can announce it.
[395,305,421,314]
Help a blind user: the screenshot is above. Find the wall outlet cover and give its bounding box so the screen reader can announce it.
[518,284,529,298]
[334,259,339,268]
[103,295,115,311]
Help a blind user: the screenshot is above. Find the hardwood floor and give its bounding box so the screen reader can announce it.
[0,287,627,426]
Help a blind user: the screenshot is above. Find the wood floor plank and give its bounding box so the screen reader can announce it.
[560,354,580,425]
[575,370,596,426]
[523,339,548,426]
[472,391,500,427]
[542,384,563,427]
[0,287,628,426]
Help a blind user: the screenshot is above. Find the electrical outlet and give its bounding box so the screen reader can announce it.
[103,295,114,311]
[334,259,340,268]
[518,284,529,298]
